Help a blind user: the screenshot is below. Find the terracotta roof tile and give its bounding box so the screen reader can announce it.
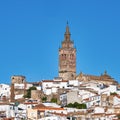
[33,104,64,111]
[24,102,38,105]
[49,112,67,116]
[42,80,68,82]
[42,80,53,82]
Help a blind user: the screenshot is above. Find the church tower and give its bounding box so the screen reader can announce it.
[59,23,76,80]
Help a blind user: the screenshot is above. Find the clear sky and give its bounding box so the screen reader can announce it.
[0,0,120,84]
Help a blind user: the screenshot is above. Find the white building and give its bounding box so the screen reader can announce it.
[68,79,79,87]
[100,85,117,95]
[59,93,67,106]
[113,95,120,106]
[42,78,68,95]
[0,84,10,100]
[93,106,105,113]
[39,116,66,120]
[0,103,15,118]
[83,95,101,108]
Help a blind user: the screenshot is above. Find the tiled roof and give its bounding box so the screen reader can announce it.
[68,111,87,116]
[91,113,105,116]
[34,103,46,108]
[24,102,38,105]
[2,118,14,120]
[42,80,68,82]
[49,112,67,116]
[77,72,117,83]
[42,80,53,82]
[33,103,64,111]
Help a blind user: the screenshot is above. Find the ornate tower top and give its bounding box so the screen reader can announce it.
[62,23,74,48]
[64,22,71,41]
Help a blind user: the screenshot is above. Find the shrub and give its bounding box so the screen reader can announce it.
[66,102,87,109]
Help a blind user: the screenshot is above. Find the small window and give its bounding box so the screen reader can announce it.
[10,106,13,110]
[28,106,30,108]
[22,79,24,83]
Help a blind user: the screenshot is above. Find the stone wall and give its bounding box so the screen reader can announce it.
[11,75,26,84]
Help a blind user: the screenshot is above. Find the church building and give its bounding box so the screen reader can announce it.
[58,23,118,85]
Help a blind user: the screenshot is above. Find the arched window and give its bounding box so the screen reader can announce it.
[70,54,74,59]
[61,54,66,60]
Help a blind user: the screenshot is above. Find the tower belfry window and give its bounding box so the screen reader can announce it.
[64,54,66,59]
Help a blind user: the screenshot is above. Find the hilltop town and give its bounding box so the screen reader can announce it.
[0,24,120,120]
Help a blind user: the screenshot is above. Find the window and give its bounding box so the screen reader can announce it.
[70,54,74,59]
[61,54,66,60]
[28,106,30,108]
[22,79,24,83]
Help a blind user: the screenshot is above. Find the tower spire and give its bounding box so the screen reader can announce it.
[64,22,71,41]
[67,21,68,25]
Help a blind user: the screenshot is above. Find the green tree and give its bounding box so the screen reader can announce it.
[67,103,73,107]
[110,92,117,95]
[117,114,120,119]
[66,102,87,109]
[51,98,57,103]
[41,96,47,102]
[81,103,87,109]
[74,102,79,108]
[24,86,37,98]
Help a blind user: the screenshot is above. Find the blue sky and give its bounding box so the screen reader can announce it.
[0,0,120,84]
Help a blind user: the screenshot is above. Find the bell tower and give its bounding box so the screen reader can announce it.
[59,23,76,80]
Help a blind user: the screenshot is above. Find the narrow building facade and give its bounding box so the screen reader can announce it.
[11,75,26,101]
[59,23,76,80]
